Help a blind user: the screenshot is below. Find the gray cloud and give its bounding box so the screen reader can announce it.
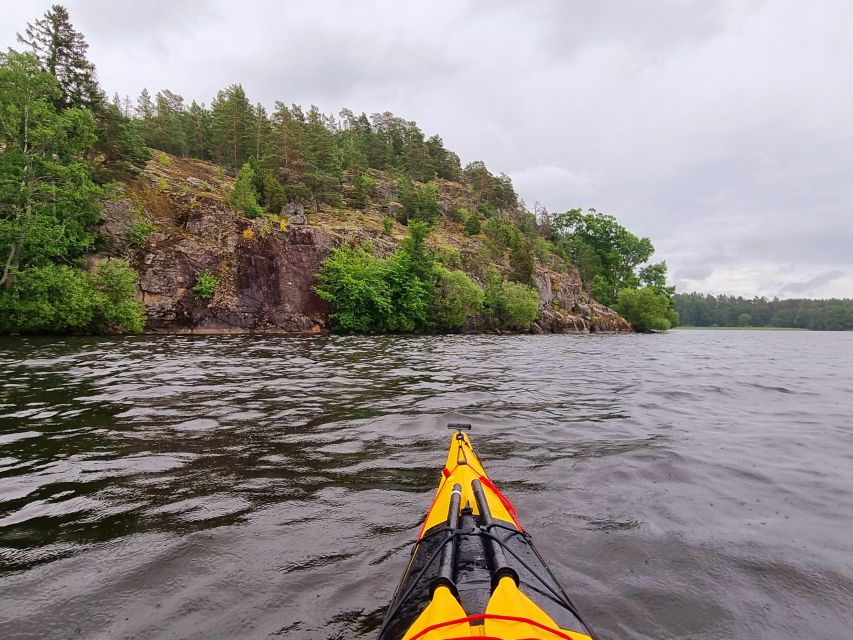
[777,270,845,296]
[3,0,851,298]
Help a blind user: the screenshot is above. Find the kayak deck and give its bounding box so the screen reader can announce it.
[378,426,597,640]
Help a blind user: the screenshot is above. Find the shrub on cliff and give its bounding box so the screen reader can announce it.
[484,270,540,330]
[615,286,678,332]
[90,259,145,332]
[397,177,440,225]
[383,250,432,331]
[192,270,218,301]
[430,266,484,330]
[316,225,434,333]
[463,212,481,236]
[315,244,393,332]
[229,163,263,217]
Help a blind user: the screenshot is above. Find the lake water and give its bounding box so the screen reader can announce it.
[1,331,852,639]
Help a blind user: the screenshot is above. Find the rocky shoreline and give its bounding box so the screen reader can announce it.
[99,154,631,336]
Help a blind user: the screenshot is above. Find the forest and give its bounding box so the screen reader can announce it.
[674,293,853,331]
[0,5,678,334]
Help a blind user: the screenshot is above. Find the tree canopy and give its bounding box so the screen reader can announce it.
[1,8,144,334]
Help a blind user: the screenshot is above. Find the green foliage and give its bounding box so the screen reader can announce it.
[351,171,374,209]
[315,244,393,332]
[0,260,143,334]
[615,287,678,332]
[639,261,675,296]
[673,293,853,330]
[478,202,497,218]
[229,163,264,217]
[284,181,311,204]
[130,220,158,245]
[508,238,536,285]
[484,270,540,330]
[316,225,434,333]
[463,212,481,236]
[382,249,432,331]
[91,103,149,182]
[192,270,217,300]
[382,216,394,235]
[397,177,440,224]
[0,264,96,333]
[315,201,544,334]
[158,151,171,165]
[434,246,461,269]
[483,217,522,251]
[590,274,612,307]
[0,52,101,287]
[210,84,255,170]
[399,220,433,279]
[430,266,484,329]
[464,161,517,212]
[451,206,469,223]
[552,209,654,305]
[17,4,101,110]
[90,259,145,332]
[532,237,552,262]
[262,172,286,212]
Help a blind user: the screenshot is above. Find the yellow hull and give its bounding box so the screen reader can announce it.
[378,426,597,640]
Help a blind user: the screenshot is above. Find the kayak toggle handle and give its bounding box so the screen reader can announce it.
[447,423,471,431]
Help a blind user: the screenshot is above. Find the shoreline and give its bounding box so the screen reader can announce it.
[672,326,807,331]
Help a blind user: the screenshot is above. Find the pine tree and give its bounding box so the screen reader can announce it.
[271,102,309,184]
[210,85,254,170]
[304,106,342,209]
[151,89,187,155]
[136,88,154,120]
[184,101,212,160]
[17,4,102,110]
[229,163,263,217]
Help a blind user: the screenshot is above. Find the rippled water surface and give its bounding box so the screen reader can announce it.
[1,332,852,639]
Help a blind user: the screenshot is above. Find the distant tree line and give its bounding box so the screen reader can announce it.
[674,293,853,331]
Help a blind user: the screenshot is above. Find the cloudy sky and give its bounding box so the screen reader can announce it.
[4,1,851,298]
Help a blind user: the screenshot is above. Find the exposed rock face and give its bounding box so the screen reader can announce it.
[533,268,632,333]
[107,156,332,334]
[105,153,631,334]
[285,202,307,226]
[139,220,332,334]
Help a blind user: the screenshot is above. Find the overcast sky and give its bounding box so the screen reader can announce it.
[4,1,851,298]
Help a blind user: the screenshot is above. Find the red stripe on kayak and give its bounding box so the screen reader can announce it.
[407,612,580,640]
[478,475,523,532]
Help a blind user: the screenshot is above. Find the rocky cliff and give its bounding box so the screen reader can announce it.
[99,153,630,334]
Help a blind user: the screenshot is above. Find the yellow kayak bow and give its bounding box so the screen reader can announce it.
[378,425,598,640]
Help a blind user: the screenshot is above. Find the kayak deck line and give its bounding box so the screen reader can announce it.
[378,426,599,640]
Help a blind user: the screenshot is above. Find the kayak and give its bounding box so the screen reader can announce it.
[378,425,598,640]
